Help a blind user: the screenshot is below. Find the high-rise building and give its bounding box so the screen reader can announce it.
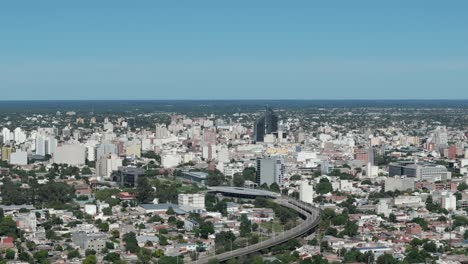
[155,124,169,139]
[35,136,46,156]
[256,157,284,186]
[1,146,13,161]
[254,106,278,142]
[1,128,12,144]
[96,153,122,179]
[9,150,28,165]
[441,193,456,211]
[433,126,448,147]
[448,145,457,160]
[53,144,86,165]
[13,128,27,144]
[35,135,57,156]
[95,143,118,161]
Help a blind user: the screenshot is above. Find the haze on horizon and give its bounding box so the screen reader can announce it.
[1,0,467,100]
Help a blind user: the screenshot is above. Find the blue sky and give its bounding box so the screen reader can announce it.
[1,1,467,100]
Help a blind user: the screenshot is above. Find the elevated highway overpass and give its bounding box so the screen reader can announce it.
[191,189,321,264]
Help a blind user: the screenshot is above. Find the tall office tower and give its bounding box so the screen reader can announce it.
[35,136,46,156]
[203,129,217,144]
[96,143,118,161]
[433,126,448,147]
[35,135,57,156]
[254,106,278,142]
[96,153,123,179]
[2,128,11,144]
[13,127,27,144]
[46,137,58,155]
[256,157,284,186]
[155,124,169,139]
[368,147,376,166]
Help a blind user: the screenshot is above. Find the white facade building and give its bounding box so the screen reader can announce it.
[178,193,205,209]
[13,128,27,144]
[9,150,28,165]
[441,194,457,211]
[2,128,12,144]
[299,180,314,204]
[53,144,86,165]
[161,153,181,168]
[96,153,122,179]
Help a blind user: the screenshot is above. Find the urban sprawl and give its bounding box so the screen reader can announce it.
[0,103,467,264]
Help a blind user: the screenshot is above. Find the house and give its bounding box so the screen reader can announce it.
[176,243,197,253]
[136,235,160,247]
[74,184,93,197]
[184,219,199,232]
[238,208,275,223]
[72,231,107,251]
[15,212,37,233]
[0,237,14,249]
[406,223,422,235]
[119,192,135,200]
[226,202,239,214]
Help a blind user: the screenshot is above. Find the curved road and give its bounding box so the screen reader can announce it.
[191,197,321,263]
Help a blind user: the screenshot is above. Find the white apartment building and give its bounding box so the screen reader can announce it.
[178,193,205,209]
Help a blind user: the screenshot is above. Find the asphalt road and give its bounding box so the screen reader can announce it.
[190,197,321,264]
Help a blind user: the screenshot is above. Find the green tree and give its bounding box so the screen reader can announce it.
[206,171,225,186]
[389,213,397,223]
[123,232,139,253]
[104,252,121,262]
[166,207,175,215]
[83,255,97,264]
[410,217,429,231]
[18,252,32,262]
[458,182,468,191]
[376,254,399,264]
[0,216,18,238]
[98,222,109,232]
[270,182,281,193]
[67,249,80,259]
[5,249,15,260]
[232,173,245,187]
[136,177,155,203]
[137,247,152,264]
[102,207,112,216]
[106,241,115,249]
[239,214,252,237]
[423,241,437,253]
[316,178,333,195]
[85,249,96,256]
[242,167,256,182]
[290,174,302,181]
[339,220,359,237]
[200,221,215,239]
[81,166,92,175]
[33,250,49,264]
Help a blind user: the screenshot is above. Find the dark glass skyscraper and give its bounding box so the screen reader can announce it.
[254,106,278,142]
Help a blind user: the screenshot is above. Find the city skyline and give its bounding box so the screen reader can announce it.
[1,1,468,100]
